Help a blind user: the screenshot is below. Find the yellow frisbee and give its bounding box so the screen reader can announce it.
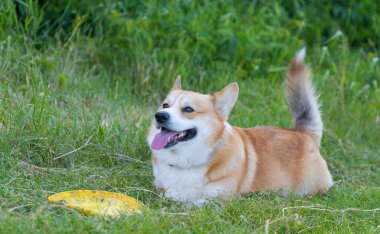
[48,190,144,217]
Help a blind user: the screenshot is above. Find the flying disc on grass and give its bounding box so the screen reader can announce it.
[48,190,144,217]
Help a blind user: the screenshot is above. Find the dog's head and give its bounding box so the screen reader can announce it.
[147,76,239,158]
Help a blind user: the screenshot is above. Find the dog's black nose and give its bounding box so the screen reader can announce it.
[155,111,169,124]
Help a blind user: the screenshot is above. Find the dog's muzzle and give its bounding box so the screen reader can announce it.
[155,111,169,124]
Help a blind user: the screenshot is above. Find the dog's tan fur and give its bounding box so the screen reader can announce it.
[205,126,332,196]
[147,50,333,204]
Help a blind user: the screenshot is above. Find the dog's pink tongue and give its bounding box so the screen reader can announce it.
[151,131,179,150]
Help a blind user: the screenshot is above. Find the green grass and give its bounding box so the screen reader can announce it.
[0,1,379,233]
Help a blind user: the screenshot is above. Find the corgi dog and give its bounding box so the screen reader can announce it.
[147,49,333,205]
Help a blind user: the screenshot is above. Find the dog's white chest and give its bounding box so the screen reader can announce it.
[153,162,208,203]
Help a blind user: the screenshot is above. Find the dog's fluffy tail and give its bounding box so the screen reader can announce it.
[286,48,323,146]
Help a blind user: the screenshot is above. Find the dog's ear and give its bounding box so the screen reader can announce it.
[214,83,239,120]
[171,75,182,91]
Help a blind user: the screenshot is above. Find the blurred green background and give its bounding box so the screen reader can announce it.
[2,0,379,93]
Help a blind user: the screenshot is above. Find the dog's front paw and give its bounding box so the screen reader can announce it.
[181,198,207,208]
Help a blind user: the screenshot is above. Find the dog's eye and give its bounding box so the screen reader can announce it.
[182,106,194,113]
[162,103,169,109]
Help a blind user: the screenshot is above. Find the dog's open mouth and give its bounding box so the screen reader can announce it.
[151,127,197,150]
